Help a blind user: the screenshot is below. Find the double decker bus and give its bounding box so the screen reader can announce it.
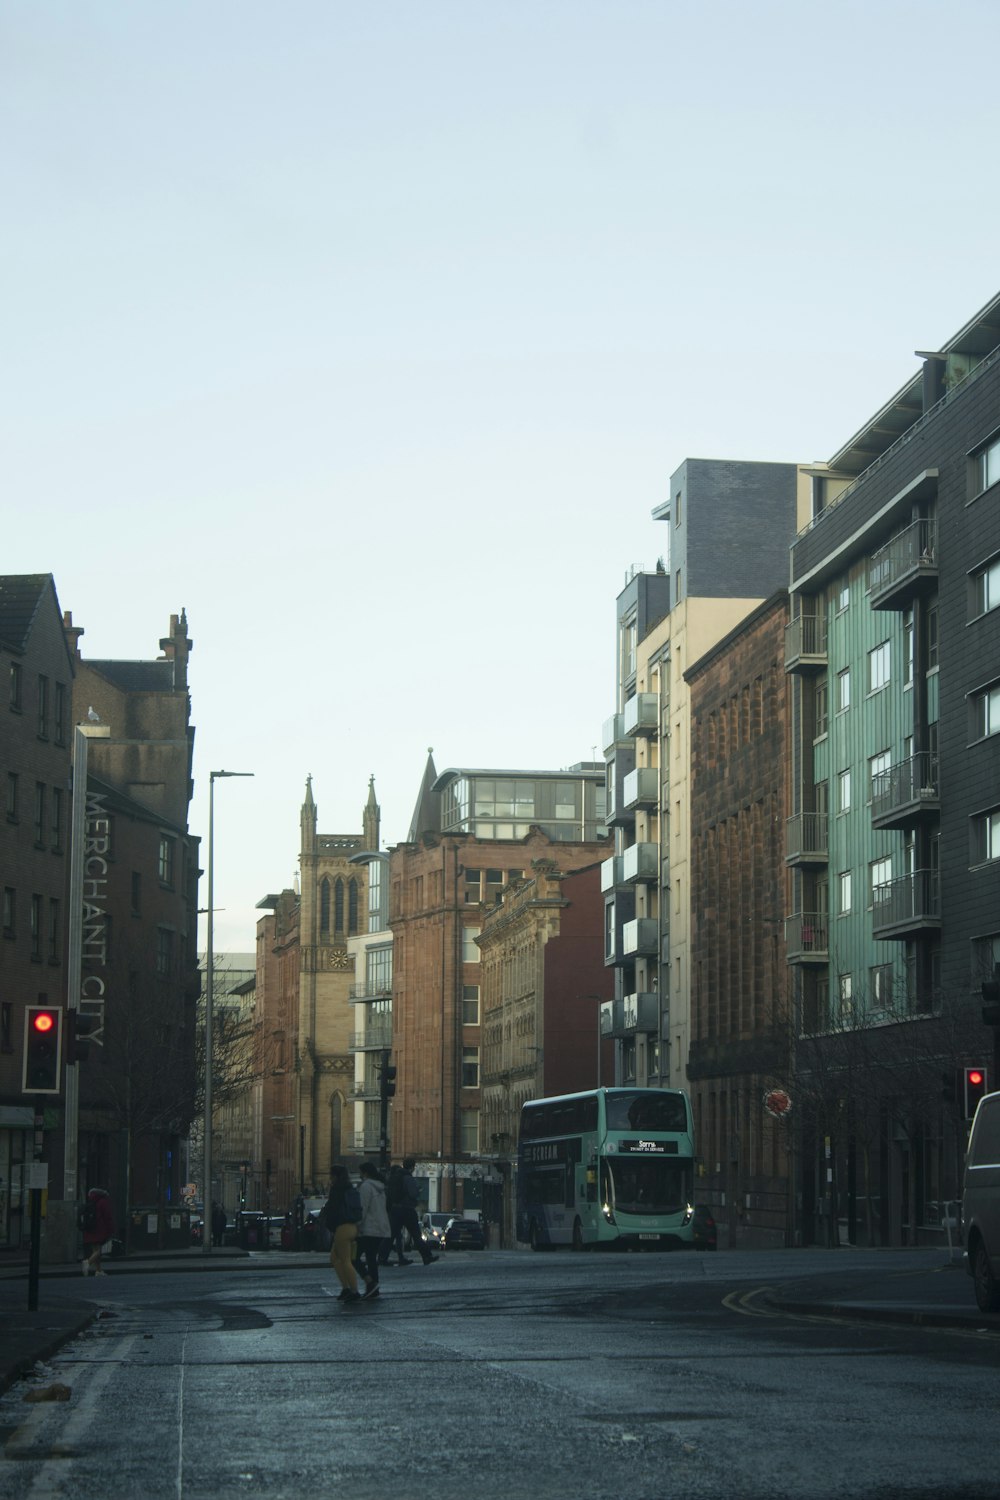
[516,1087,695,1250]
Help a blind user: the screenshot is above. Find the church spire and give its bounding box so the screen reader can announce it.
[301,773,316,855]
[363,774,381,851]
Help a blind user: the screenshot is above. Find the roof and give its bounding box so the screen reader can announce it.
[828,289,1000,476]
[0,574,58,654]
[431,766,606,792]
[85,660,177,692]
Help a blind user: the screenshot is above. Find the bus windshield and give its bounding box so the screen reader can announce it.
[605,1155,690,1216]
[604,1090,689,1133]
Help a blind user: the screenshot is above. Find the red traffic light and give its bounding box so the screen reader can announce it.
[964,1065,990,1120]
[969,1069,985,1087]
[33,1011,56,1034]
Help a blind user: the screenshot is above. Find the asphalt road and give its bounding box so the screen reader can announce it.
[1,1248,997,1500]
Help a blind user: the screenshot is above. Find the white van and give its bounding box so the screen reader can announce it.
[961,1090,1000,1312]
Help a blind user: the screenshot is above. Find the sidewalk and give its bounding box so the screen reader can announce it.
[764,1252,1000,1333]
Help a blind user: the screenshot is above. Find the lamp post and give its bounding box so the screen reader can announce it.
[203,769,253,1255]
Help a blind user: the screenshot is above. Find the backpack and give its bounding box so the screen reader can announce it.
[385,1167,406,1207]
[343,1186,363,1225]
[78,1200,97,1233]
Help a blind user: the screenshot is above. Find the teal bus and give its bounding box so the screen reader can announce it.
[516,1087,696,1250]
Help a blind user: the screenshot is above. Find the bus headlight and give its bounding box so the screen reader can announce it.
[602,1203,615,1225]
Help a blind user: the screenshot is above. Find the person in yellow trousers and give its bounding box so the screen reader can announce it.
[322,1165,363,1303]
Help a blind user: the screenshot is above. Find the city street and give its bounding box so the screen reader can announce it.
[1,1248,996,1499]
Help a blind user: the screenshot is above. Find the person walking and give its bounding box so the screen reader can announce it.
[356,1161,391,1300]
[381,1164,412,1266]
[211,1201,227,1247]
[400,1157,439,1266]
[322,1165,363,1303]
[80,1187,115,1276]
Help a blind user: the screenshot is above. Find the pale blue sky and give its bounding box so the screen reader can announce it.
[3,1,998,948]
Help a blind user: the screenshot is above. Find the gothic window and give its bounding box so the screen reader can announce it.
[320,878,331,937]
[348,878,359,935]
[334,878,344,934]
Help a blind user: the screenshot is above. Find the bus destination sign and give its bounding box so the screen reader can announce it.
[617,1138,678,1155]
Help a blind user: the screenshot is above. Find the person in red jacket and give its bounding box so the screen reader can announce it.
[81,1187,115,1276]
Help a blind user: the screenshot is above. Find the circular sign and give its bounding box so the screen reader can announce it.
[764,1087,792,1119]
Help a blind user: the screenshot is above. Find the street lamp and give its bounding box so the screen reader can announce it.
[203,769,253,1255]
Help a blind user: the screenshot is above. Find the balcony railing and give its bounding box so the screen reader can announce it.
[600,999,624,1037]
[623,766,659,811]
[350,981,393,1003]
[600,855,623,893]
[871,752,940,830]
[622,842,658,884]
[868,517,938,610]
[351,1080,380,1099]
[623,693,659,737]
[785,912,829,963]
[603,712,626,753]
[349,1025,393,1051]
[622,991,659,1032]
[622,917,658,957]
[785,811,829,865]
[872,870,941,938]
[784,613,828,673]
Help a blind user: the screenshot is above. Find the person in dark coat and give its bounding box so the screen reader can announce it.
[211,1201,227,1246]
[82,1187,115,1276]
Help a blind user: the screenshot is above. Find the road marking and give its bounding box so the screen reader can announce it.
[722,1287,777,1318]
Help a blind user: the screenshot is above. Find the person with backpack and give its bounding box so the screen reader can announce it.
[321,1165,363,1302]
[356,1161,391,1301]
[79,1187,115,1276]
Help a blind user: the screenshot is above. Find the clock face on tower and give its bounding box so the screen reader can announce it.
[327,948,349,970]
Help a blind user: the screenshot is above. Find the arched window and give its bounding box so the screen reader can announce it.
[320,878,331,937]
[334,878,344,934]
[348,878,359,936]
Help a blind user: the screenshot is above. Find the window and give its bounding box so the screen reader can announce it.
[347,878,359,935]
[838,973,853,1024]
[973,559,1000,616]
[870,963,894,1011]
[903,609,914,687]
[462,926,481,964]
[927,601,939,669]
[2,887,14,938]
[814,676,828,738]
[36,675,48,738]
[131,872,142,915]
[156,927,175,977]
[366,945,392,995]
[30,894,42,961]
[462,984,480,1025]
[460,1109,479,1154]
[838,870,852,914]
[9,662,22,711]
[555,782,576,821]
[974,684,1000,739]
[33,783,46,847]
[464,869,482,904]
[158,835,175,886]
[838,769,851,814]
[320,878,330,935]
[836,579,849,613]
[7,772,18,822]
[54,683,66,744]
[48,899,60,963]
[868,641,890,693]
[972,809,1000,865]
[837,668,851,713]
[869,750,891,800]
[51,786,62,850]
[977,435,1000,492]
[0,1001,10,1053]
[870,856,892,904]
[461,1047,480,1088]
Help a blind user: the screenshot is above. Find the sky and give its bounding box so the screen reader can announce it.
[4,1,1000,951]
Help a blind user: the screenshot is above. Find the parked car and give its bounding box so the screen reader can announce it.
[689,1205,717,1251]
[421,1211,454,1247]
[962,1090,1000,1311]
[442,1216,486,1250]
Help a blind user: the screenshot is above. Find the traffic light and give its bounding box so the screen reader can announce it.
[964,1065,989,1121]
[22,1006,63,1093]
[66,1009,98,1064]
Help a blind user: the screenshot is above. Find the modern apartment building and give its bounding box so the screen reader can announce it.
[602,461,810,1096]
[389,753,608,1212]
[785,290,1000,1246]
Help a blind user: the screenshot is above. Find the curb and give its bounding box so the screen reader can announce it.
[766,1294,1000,1333]
[0,1310,97,1399]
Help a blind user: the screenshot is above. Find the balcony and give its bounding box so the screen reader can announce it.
[784,613,827,674]
[623,692,659,738]
[785,912,829,964]
[600,855,623,893]
[623,766,659,812]
[600,999,624,1037]
[350,981,393,1003]
[785,811,829,866]
[353,1130,385,1152]
[603,712,627,753]
[622,991,659,1032]
[622,842,658,884]
[349,1024,393,1051]
[871,752,940,831]
[868,518,938,611]
[872,870,941,939]
[622,917,658,958]
[351,1079,380,1099]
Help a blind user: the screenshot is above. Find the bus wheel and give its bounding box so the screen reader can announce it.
[571,1218,584,1251]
